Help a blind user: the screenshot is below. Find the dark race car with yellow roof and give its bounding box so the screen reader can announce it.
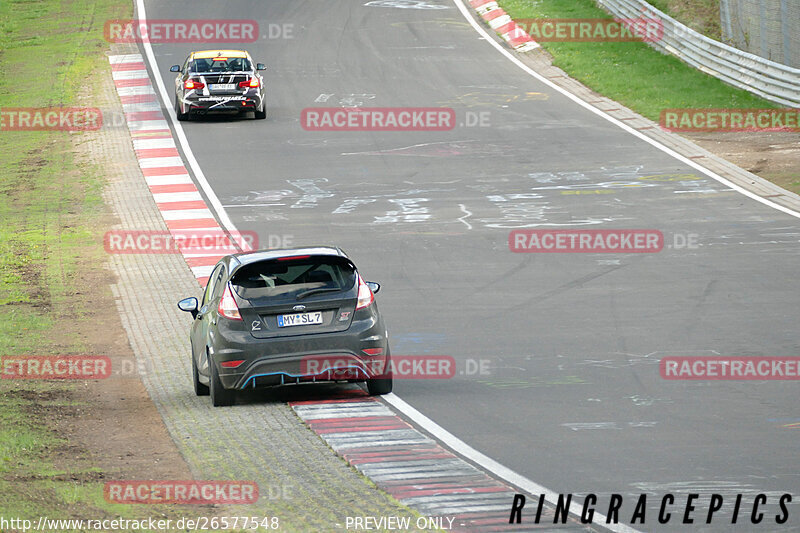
[170,50,266,120]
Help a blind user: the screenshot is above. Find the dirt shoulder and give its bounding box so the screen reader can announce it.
[684,131,800,196]
[641,0,797,195]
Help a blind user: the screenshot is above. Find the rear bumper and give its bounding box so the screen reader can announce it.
[182,92,263,114]
[210,315,388,390]
[232,350,389,389]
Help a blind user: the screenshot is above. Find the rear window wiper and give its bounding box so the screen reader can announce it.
[296,287,342,300]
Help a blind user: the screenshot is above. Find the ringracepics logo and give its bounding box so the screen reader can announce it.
[509,230,663,253]
[104,481,258,504]
[300,108,455,131]
[660,108,800,132]
[1,108,102,131]
[103,230,259,254]
[661,356,800,380]
[104,19,258,43]
[1,356,111,379]
[516,18,663,42]
[509,493,792,526]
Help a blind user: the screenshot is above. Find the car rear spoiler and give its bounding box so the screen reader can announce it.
[229,255,357,280]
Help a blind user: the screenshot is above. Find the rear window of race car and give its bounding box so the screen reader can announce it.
[191,57,251,73]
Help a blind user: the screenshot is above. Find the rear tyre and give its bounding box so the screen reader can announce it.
[254,101,266,120]
[208,354,235,406]
[367,354,392,396]
[175,96,189,121]
[192,352,209,396]
[367,376,392,395]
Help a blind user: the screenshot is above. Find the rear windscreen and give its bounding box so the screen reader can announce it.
[231,256,357,301]
[190,57,251,73]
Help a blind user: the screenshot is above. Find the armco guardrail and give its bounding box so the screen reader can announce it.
[597,0,800,107]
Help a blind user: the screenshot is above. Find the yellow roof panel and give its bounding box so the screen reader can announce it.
[191,50,248,59]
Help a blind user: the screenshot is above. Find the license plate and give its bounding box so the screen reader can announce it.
[277,311,323,328]
[210,83,236,91]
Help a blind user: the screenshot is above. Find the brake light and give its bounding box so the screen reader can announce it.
[218,284,242,320]
[238,78,259,88]
[356,275,374,310]
[277,255,310,261]
[184,79,205,90]
[221,360,245,368]
[362,348,383,356]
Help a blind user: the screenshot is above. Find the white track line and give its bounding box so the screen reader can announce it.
[132,0,796,530]
[451,0,800,220]
[384,394,641,533]
[135,0,240,239]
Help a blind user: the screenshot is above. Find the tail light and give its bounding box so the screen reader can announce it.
[238,78,259,88]
[221,360,245,368]
[218,284,242,320]
[184,79,205,90]
[356,275,374,310]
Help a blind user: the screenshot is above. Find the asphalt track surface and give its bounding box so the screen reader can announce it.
[142,0,799,530]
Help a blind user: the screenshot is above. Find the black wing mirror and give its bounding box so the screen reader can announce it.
[365,282,380,294]
[169,65,181,72]
[178,297,199,318]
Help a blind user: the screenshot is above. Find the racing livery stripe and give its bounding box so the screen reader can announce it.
[290,395,587,531]
[108,53,236,287]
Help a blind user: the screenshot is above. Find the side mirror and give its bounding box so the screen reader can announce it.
[178,297,199,318]
[256,63,267,71]
[365,282,380,294]
[169,65,181,72]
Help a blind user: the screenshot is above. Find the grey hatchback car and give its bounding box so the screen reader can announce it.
[177,247,392,406]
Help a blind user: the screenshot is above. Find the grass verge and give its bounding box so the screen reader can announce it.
[646,0,721,40]
[0,0,191,527]
[497,0,777,122]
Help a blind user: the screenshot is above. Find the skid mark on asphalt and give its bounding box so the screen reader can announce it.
[291,395,591,531]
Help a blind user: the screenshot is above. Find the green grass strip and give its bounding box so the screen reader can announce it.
[498,0,777,122]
